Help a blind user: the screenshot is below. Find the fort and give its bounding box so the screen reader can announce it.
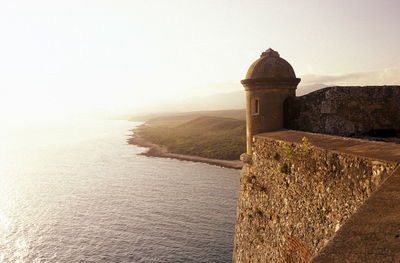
[233,49,400,262]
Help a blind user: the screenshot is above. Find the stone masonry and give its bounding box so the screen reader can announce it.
[234,130,400,262]
[235,48,400,262]
[284,86,400,136]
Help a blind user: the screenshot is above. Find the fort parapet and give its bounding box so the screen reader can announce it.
[285,86,400,137]
[234,49,400,262]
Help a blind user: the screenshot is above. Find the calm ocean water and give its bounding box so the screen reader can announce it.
[0,119,239,263]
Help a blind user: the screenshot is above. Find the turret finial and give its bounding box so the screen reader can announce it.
[261,48,280,58]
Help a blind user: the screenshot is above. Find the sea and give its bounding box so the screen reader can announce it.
[0,119,240,263]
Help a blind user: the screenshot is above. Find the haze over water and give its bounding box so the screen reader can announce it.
[0,119,239,262]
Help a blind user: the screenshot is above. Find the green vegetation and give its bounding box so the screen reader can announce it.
[274,137,312,175]
[129,109,245,122]
[275,137,311,160]
[279,163,290,174]
[137,114,246,160]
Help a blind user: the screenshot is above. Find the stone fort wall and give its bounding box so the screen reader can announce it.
[234,130,400,262]
[284,86,400,137]
[236,48,400,262]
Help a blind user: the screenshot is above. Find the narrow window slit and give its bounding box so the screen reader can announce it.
[253,98,259,115]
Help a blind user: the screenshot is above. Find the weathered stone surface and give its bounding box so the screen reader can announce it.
[237,49,400,262]
[233,130,400,263]
[244,48,297,80]
[284,86,400,136]
[242,48,300,155]
[310,167,400,263]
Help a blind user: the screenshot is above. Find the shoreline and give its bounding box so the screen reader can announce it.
[127,128,243,170]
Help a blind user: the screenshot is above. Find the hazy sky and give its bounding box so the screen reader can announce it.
[0,0,399,120]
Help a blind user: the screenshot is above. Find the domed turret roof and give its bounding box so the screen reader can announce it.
[244,48,297,80]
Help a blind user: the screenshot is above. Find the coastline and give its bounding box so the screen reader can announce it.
[127,128,243,170]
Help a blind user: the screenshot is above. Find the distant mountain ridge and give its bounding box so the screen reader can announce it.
[129,109,246,122]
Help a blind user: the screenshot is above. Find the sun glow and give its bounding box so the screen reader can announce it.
[0,0,399,121]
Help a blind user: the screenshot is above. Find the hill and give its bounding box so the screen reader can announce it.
[178,116,245,131]
[131,114,246,161]
[129,109,245,123]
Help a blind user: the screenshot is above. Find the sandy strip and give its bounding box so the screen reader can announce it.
[127,129,243,170]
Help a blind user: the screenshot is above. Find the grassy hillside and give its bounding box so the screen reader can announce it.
[129,109,245,123]
[137,114,246,160]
